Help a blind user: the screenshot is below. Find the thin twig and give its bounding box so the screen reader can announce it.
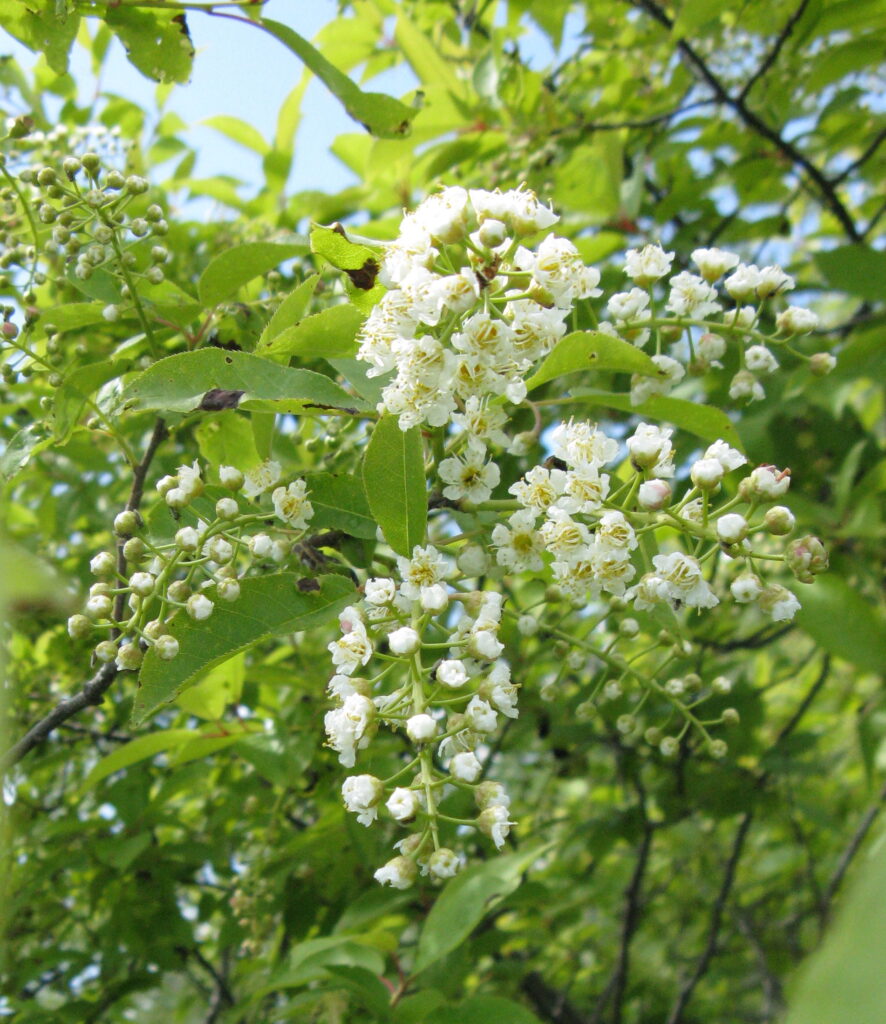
[1,419,167,773]
[737,0,811,102]
[831,127,886,185]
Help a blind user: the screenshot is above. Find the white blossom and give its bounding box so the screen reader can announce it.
[342,774,384,826]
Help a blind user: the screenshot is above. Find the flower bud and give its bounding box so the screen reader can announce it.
[94,640,118,663]
[219,465,244,490]
[175,526,201,552]
[637,479,671,510]
[204,536,234,564]
[67,614,92,639]
[406,713,437,743]
[186,593,214,621]
[450,751,482,782]
[114,509,139,535]
[711,675,732,694]
[217,578,241,603]
[167,580,190,602]
[374,856,417,890]
[744,465,791,501]
[618,617,640,638]
[722,707,740,725]
[457,544,489,577]
[386,787,420,822]
[810,352,836,377]
[115,643,144,671]
[691,457,724,491]
[785,535,828,583]
[164,487,188,509]
[757,583,801,621]
[249,533,273,559]
[436,659,468,688]
[89,550,117,577]
[85,594,113,619]
[660,737,679,758]
[215,497,239,520]
[389,626,420,655]
[730,573,762,603]
[709,739,728,759]
[716,513,748,545]
[128,572,155,597]
[428,848,461,880]
[156,474,177,497]
[764,505,795,536]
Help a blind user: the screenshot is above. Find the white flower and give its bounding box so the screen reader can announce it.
[186,594,214,620]
[704,440,746,472]
[217,578,240,602]
[756,265,794,298]
[747,465,791,499]
[540,508,592,565]
[389,626,420,656]
[128,571,155,597]
[758,583,801,621]
[324,693,374,767]
[406,713,437,743]
[716,513,748,544]
[386,786,420,822]
[328,610,373,676]
[627,423,675,476]
[696,332,726,366]
[216,497,239,520]
[451,396,511,448]
[451,751,483,782]
[242,460,281,499]
[437,659,468,688]
[427,847,461,880]
[365,577,396,605]
[549,419,618,470]
[652,551,719,609]
[374,856,417,889]
[745,345,778,375]
[469,629,504,660]
[691,247,740,281]
[420,583,449,612]
[777,306,819,334]
[203,536,234,564]
[487,662,519,718]
[477,804,515,849]
[272,480,313,529]
[342,774,384,826]
[176,461,203,501]
[624,243,674,286]
[413,185,470,244]
[466,696,498,733]
[556,466,610,515]
[509,465,566,514]
[492,508,545,573]
[631,354,685,405]
[249,533,273,559]
[595,510,637,552]
[731,573,762,602]
[724,264,762,300]
[515,233,601,307]
[397,545,450,604]
[729,370,765,402]
[90,550,116,577]
[439,438,501,504]
[666,271,721,318]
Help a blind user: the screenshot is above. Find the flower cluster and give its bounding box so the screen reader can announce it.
[67,460,314,671]
[324,545,517,888]
[496,418,825,625]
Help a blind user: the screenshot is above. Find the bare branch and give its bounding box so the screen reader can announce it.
[737,0,811,103]
[821,774,886,919]
[832,126,886,185]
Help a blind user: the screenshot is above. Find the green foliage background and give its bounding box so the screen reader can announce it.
[1,1,884,1021]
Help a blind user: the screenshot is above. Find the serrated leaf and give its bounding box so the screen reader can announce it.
[568,389,745,450]
[131,574,355,725]
[53,360,130,443]
[415,845,549,973]
[362,416,426,557]
[526,331,660,391]
[796,575,886,676]
[307,472,377,538]
[258,18,416,139]
[258,274,321,347]
[257,304,364,362]
[198,241,309,307]
[120,349,369,415]
[104,7,194,84]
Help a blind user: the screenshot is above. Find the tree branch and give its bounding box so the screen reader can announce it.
[1,418,167,773]
[821,774,886,920]
[737,0,811,103]
[831,126,886,185]
[629,0,862,241]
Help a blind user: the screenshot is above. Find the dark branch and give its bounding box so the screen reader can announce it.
[665,812,754,1024]
[821,774,886,920]
[629,0,862,242]
[738,0,811,103]
[1,418,167,773]
[832,126,886,185]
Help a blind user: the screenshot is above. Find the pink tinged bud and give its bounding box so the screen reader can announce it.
[406,713,437,743]
[637,479,672,510]
[785,535,829,583]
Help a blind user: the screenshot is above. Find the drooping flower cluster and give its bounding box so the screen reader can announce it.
[324,545,517,888]
[67,460,314,671]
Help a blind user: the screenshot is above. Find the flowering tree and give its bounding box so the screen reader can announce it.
[1,2,884,1022]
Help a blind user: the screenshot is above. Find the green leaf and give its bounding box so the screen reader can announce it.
[104,7,194,84]
[2,0,80,74]
[362,416,426,557]
[39,302,108,335]
[0,424,55,481]
[258,18,417,139]
[260,936,385,993]
[202,115,269,155]
[53,360,130,443]
[131,574,355,725]
[785,843,886,1024]
[815,246,886,302]
[568,389,745,451]
[795,575,886,676]
[258,274,320,347]
[257,304,364,362]
[310,224,385,313]
[198,241,308,307]
[427,997,543,1024]
[307,472,377,538]
[525,331,660,391]
[120,349,370,415]
[79,729,196,792]
[415,845,549,973]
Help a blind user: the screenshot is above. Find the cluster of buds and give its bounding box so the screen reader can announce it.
[324,545,517,888]
[66,460,314,671]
